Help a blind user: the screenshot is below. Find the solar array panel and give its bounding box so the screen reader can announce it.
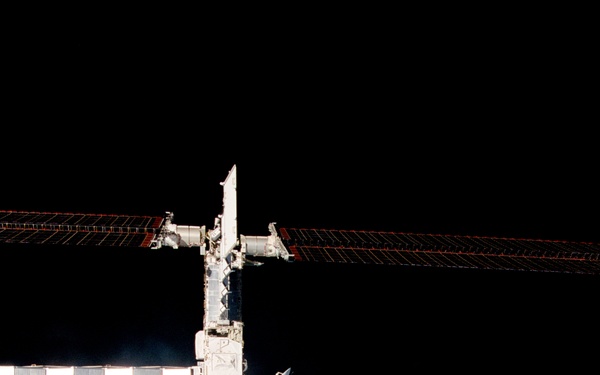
[3,210,600,274]
[0,210,164,248]
[278,227,600,274]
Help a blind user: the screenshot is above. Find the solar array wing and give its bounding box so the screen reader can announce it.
[277,227,600,275]
[0,210,164,248]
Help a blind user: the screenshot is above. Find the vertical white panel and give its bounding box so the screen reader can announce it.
[46,368,74,375]
[195,330,206,360]
[162,369,191,375]
[0,367,15,375]
[104,368,133,375]
[221,164,237,257]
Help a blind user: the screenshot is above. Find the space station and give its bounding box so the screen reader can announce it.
[1,165,600,375]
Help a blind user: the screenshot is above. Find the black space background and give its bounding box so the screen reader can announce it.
[1,6,598,375]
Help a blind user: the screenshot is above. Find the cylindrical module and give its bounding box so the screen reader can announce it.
[244,235,273,257]
[174,225,204,247]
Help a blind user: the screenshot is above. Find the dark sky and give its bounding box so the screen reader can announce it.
[2,10,598,375]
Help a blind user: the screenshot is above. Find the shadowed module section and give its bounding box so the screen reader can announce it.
[278,227,600,274]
